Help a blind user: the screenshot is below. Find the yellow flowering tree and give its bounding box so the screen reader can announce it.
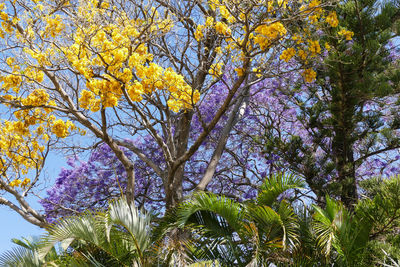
[0,0,336,226]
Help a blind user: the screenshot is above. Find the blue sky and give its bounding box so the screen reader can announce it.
[0,208,44,252]
[0,152,65,253]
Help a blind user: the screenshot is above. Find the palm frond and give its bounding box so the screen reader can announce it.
[105,198,152,260]
[0,236,64,267]
[186,260,221,266]
[39,211,103,259]
[39,210,133,266]
[176,192,245,236]
[312,197,341,258]
[277,200,300,250]
[0,246,41,267]
[257,173,305,206]
[174,192,252,266]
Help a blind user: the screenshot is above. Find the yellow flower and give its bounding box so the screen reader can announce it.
[303,68,316,83]
[52,119,73,138]
[235,67,245,77]
[308,40,321,55]
[21,178,30,187]
[338,29,354,40]
[79,89,96,110]
[298,49,307,60]
[280,48,296,62]
[215,21,231,36]
[205,16,214,27]
[209,62,223,77]
[325,42,331,51]
[21,89,49,106]
[6,57,14,65]
[326,11,339,27]
[255,22,287,39]
[9,179,22,187]
[44,15,65,38]
[195,25,205,41]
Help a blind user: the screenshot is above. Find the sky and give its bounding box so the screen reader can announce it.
[0,205,44,252]
[0,152,65,253]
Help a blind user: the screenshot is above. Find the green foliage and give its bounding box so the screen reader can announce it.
[3,175,400,266]
[39,198,157,267]
[171,173,305,266]
[356,176,400,265]
[260,0,400,207]
[173,174,400,266]
[257,173,305,206]
[312,196,372,266]
[0,236,71,267]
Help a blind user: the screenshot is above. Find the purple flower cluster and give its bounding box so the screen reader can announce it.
[41,146,127,223]
[41,140,165,222]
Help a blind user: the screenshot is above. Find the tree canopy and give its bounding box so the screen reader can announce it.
[0,0,343,226]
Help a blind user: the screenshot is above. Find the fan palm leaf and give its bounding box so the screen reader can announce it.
[257,173,305,207]
[39,198,153,266]
[172,174,304,266]
[0,236,63,267]
[312,196,373,265]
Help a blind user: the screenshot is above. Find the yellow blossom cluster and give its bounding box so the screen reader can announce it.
[280,48,296,62]
[6,57,14,66]
[0,3,14,37]
[9,178,30,188]
[338,29,354,40]
[43,15,64,38]
[51,119,75,138]
[0,73,22,92]
[0,120,46,178]
[24,68,44,83]
[273,3,354,84]
[79,90,101,112]
[21,89,49,107]
[193,0,341,85]
[47,0,199,113]
[195,16,231,41]
[308,40,321,56]
[235,68,245,77]
[300,0,324,24]
[325,43,331,51]
[326,11,339,27]
[303,68,317,83]
[0,0,199,189]
[209,63,224,77]
[195,1,293,78]
[298,49,307,60]
[254,21,287,50]
[215,21,232,36]
[0,0,197,114]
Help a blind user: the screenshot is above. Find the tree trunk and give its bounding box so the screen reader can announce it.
[331,92,357,208]
[165,111,193,210]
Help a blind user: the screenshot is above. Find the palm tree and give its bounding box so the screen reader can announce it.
[167,173,305,266]
[1,198,230,266]
[39,198,157,266]
[312,196,372,266]
[288,175,400,266]
[0,236,65,267]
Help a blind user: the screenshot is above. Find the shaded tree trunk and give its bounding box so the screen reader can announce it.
[165,111,193,210]
[331,72,358,208]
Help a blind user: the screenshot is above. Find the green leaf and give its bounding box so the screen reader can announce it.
[257,173,305,206]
